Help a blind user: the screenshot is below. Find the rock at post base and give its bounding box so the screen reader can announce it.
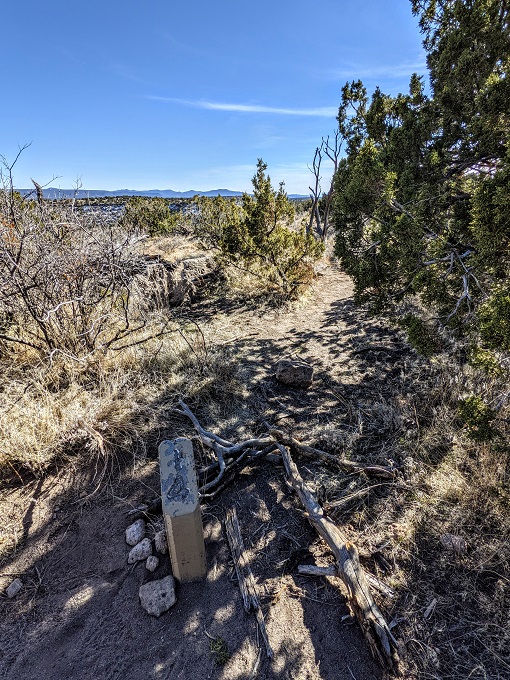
[146,555,159,572]
[128,538,152,564]
[276,359,314,388]
[125,519,146,546]
[6,578,23,599]
[139,576,176,616]
[154,529,168,555]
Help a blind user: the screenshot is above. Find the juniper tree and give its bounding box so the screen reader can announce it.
[333,0,510,348]
[195,159,324,294]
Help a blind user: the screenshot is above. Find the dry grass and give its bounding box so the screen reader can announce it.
[0,319,245,478]
[1,210,509,677]
[311,344,510,679]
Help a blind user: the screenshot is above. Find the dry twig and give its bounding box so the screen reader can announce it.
[225,507,273,658]
[277,443,400,672]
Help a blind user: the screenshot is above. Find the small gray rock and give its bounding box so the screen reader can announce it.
[440,533,467,555]
[276,358,314,388]
[6,578,23,599]
[125,519,146,546]
[128,538,152,564]
[146,555,159,572]
[139,576,176,616]
[154,530,168,555]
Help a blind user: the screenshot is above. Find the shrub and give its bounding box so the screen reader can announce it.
[478,284,510,352]
[121,196,178,236]
[332,1,510,348]
[0,188,169,362]
[400,314,441,357]
[457,395,496,442]
[194,160,324,295]
[469,347,506,377]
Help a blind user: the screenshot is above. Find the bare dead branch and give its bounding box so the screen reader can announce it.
[297,564,395,599]
[269,428,397,478]
[225,507,274,658]
[277,443,400,671]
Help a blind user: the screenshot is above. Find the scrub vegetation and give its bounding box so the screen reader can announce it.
[1,1,509,678]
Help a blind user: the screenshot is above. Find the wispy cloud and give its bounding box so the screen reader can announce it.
[324,58,427,81]
[146,96,337,117]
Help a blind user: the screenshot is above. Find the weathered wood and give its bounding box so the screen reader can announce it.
[175,400,278,493]
[225,507,273,659]
[297,564,395,599]
[297,564,337,577]
[77,418,105,456]
[270,429,397,479]
[277,444,400,672]
[175,402,396,496]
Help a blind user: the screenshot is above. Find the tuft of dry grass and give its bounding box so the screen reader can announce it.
[325,345,510,679]
[0,319,246,478]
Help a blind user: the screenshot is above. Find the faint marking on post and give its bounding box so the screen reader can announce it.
[158,438,206,582]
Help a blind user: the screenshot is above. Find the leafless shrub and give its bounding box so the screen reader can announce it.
[0,166,174,363]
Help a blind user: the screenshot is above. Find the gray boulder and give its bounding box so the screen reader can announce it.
[6,578,23,599]
[125,519,146,546]
[154,529,168,555]
[127,538,152,564]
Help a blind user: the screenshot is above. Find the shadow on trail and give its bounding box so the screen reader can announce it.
[0,456,381,680]
[1,284,452,680]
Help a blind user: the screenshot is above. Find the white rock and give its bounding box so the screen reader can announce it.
[6,578,23,599]
[125,519,146,546]
[127,538,152,564]
[146,555,159,572]
[154,529,168,555]
[139,576,176,616]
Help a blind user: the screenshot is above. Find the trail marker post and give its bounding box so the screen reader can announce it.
[158,438,206,582]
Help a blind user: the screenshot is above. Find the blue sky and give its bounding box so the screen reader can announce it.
[2,0,426,194]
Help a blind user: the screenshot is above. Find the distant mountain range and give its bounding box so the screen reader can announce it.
[19,187,307,199]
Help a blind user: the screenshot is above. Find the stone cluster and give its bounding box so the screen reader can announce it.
[124,518,176,616]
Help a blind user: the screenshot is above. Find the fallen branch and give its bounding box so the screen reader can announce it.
[175,400,277,493]
[225,507,273,658]
[277,443,400,672]
[270,429,397,479]
[77,418,105,456]
[324,483,392,512]
[297,564,395,599]
[200,445,277,500]
[174,401,395,498]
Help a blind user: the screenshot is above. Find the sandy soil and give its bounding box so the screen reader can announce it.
[0,264,388,680]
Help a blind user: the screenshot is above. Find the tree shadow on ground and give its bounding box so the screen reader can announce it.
[1,281,458,680]
[0,453,382,680]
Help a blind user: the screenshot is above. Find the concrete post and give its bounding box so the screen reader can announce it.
[158,438,206,582]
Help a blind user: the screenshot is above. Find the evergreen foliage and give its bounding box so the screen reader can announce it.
[195,160,324,294]
[122,196,178,236]
[333,0,510,349]
[457,394,497,441]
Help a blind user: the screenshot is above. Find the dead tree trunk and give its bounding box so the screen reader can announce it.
[321,131,342,241]
[277,443,400,673]
[308,145,323,238]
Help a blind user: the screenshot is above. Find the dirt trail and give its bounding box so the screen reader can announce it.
[0,264,389,680]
